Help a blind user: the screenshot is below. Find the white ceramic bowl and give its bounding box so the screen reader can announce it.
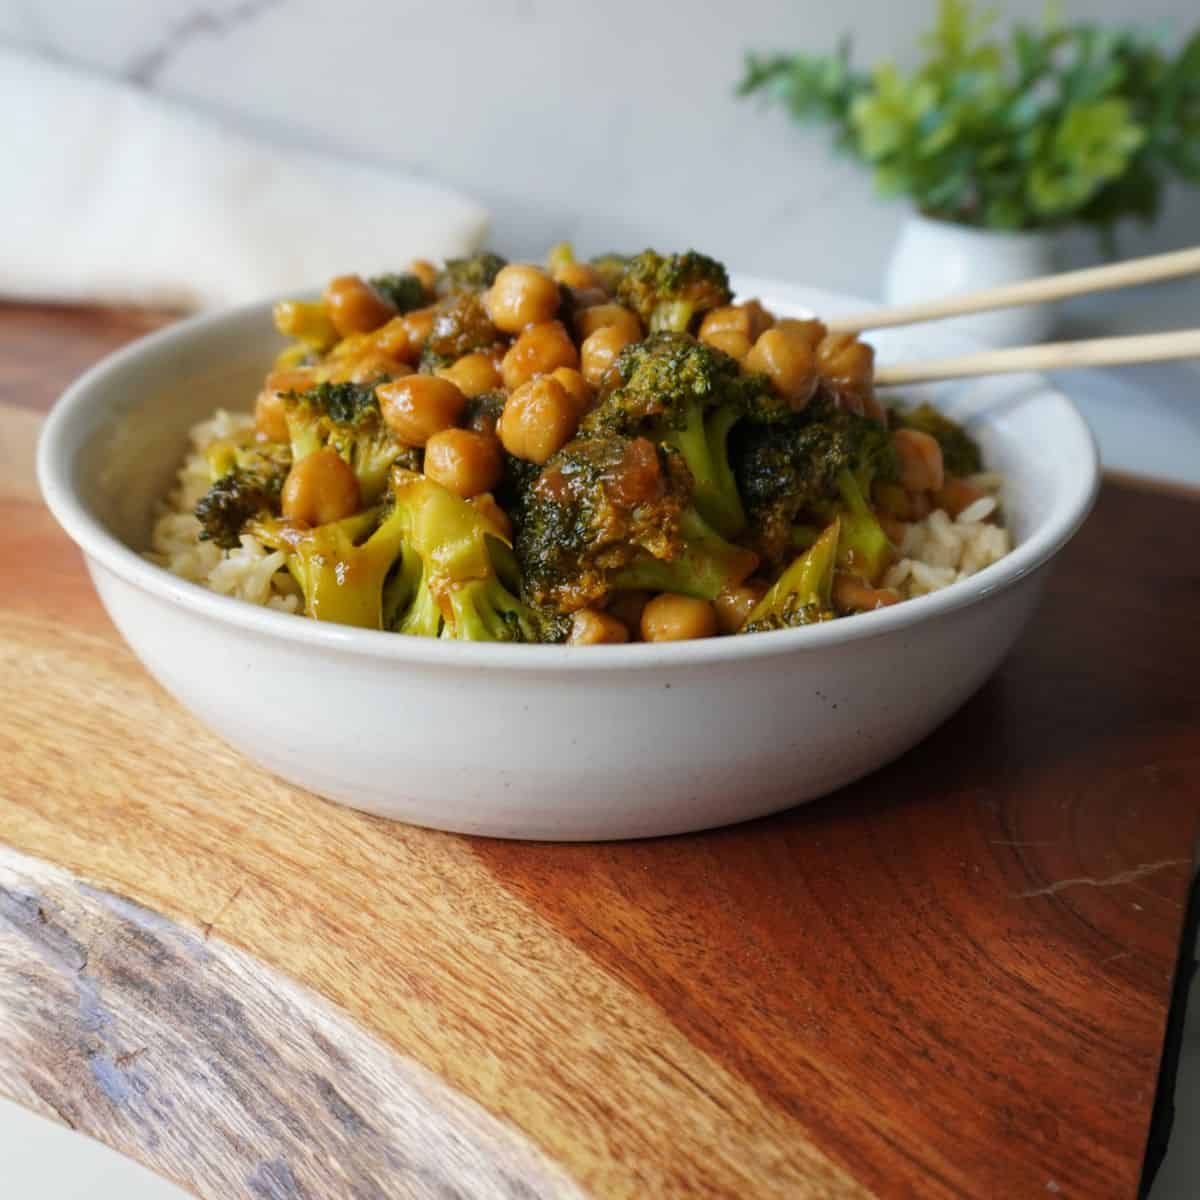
[37,280,1098,840]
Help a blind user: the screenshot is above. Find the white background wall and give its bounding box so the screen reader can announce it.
[3,0,1198,293]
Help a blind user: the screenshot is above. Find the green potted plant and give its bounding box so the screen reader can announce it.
[739,0,1200,344]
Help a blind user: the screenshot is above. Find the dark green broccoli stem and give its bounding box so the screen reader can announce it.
[662,404,747,539]
[613,507,756,600]
[368,273,427,313]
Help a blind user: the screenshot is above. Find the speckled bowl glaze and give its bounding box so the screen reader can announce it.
[37,279,1098,840]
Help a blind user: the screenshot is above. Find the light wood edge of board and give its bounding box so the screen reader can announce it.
[0,845,586,1200]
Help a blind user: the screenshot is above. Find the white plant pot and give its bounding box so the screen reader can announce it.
[884,213,1058,347]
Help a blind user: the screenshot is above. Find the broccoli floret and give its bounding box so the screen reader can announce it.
[742,521,839,634]
[435,252,508,296]
[368,272,428,314]
[731,396,897,567]
[515,436,756,613]
[419,292,499,370]
[195,472,280,550]
[615,250,732,333]
[582,332,776,537]
[588,253,631,294]
[194,440,291,549]
[250,505,410,629]
[283,380,417,504]
[392,472,563,642]
[890,403,983,478]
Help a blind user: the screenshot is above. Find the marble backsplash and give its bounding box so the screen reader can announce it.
[3,0,1198,296]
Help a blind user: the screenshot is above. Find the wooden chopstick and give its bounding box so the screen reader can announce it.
[826,246,1200,335]
[874,328,1200,386]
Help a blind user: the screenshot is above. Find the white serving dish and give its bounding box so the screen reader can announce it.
[36,279,1099,840]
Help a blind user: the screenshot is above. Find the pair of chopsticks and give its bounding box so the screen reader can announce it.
[825,246,1200,387]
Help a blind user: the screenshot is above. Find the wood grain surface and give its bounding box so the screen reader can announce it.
[0,846,585,1199]
[1,306,1198,1200]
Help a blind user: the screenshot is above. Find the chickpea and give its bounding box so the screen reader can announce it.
[374,307,437,365]
[893,429,945,493]
[816,333,874,397]
[282,448,360,526]
[255,387,289,442]
[409,258,438,291]
[580,324,637,386]
[741,299,775,340]
[401,305,437,353]
[254,367,312,441]
[272,300,338,351]
[701,329,752,361]
[377,375,466,447]
[640,593,719,642]
[568,609,630,645]
[699,305,751,339]
[498,376,580,464]
[714,580,768,635]
[932,476,985,519]
[550,367,594,417]
[861,391,887,424]
[575,303,642,343]
[555,261,602,290]
[423,428,503,499]
[324,274,397,337]
[774,318,827,349]
[485,264,561,333]
[372,316,412,362]
[833,572,901,613]
[469,492,513,542]
[606,590,651,634]
[873,482,913,521]
[744,328,819,410]
[331,352,412,385]
[501,320,579,390]
[485,341,508,371]
[438,351,501,398]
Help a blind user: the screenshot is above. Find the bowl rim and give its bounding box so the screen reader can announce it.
[36,279,1100,673]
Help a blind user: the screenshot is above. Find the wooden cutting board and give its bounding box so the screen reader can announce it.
[1,303,1198,1200]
